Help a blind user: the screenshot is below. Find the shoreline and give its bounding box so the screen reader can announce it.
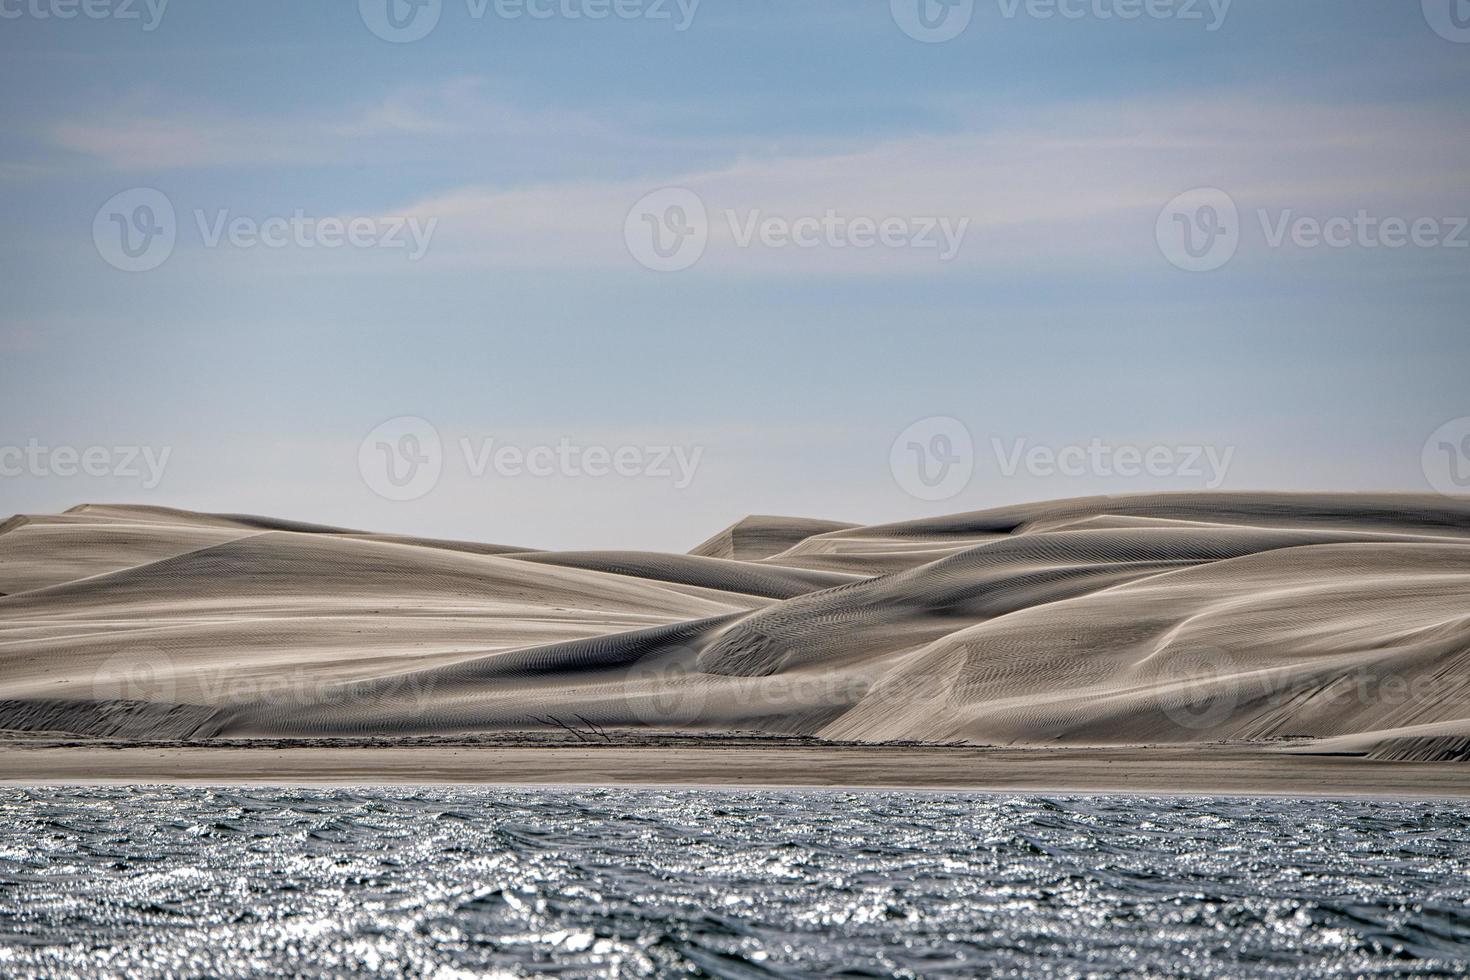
[3,738,1467,799]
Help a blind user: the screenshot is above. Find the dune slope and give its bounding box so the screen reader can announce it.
[2,494,1469,756]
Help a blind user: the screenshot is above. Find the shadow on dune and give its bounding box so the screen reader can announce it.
[4,492,1470,758]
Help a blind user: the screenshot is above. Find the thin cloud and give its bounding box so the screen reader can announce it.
[45,78,619,171]
[393,97,1470,274]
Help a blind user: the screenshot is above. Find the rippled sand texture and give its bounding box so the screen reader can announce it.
[2,494,1470,755]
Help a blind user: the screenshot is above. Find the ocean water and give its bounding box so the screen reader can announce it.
[0,788,1467,977]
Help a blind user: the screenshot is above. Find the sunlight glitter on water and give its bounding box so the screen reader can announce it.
[0,787,1467,977]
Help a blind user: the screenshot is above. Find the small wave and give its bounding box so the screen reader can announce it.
[0,787,1466,977]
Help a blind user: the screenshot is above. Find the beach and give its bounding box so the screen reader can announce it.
[0,736,1465,799]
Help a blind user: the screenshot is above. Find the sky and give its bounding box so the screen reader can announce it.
[2,0,1468,551]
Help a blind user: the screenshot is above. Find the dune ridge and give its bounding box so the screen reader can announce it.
[2,493,1469,761]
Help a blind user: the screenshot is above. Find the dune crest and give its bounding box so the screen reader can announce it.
[3,493,1469,757]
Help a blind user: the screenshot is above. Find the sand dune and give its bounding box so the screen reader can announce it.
[689,515,859,561]
[3,494,1470,761]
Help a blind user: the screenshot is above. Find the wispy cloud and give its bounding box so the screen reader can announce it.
[393,96,1470,274]
[51,116,318,170]
[46,77,622,171]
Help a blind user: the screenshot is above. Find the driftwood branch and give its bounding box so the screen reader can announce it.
[534,714,612,743]
[534,714,590,742]
[574,714,613,742]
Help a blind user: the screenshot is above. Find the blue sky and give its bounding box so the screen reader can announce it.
[2,0,1468,549]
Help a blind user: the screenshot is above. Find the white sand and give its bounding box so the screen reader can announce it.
[3,494,1470,777]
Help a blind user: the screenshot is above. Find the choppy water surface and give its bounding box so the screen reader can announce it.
[0,788,1468,977]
